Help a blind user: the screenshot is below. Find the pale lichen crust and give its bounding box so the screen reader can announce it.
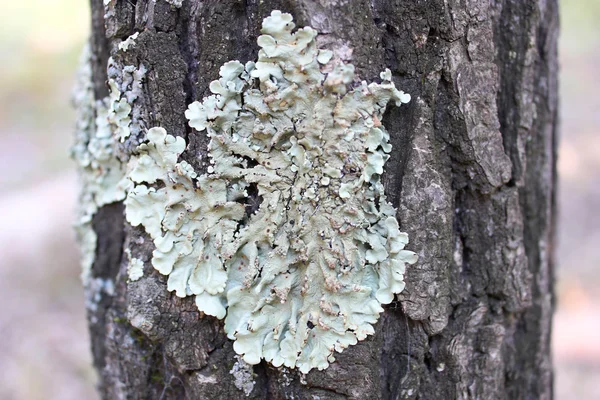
[125,10,417,373]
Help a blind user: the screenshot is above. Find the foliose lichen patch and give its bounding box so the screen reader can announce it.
[71,47,131,282]
[72,46,145,283]
[124,10,417,373]
[125,126,237,318]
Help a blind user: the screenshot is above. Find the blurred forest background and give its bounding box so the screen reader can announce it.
[0,1,597,399]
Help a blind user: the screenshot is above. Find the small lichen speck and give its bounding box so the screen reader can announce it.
[124,10,417,373]
[118,32,139,52]
[125,248,145,282]
[85,277,115,322]
[165,0,183,8]
[230,355,256,396]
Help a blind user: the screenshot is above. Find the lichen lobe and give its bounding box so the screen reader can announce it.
[125,10,416,374]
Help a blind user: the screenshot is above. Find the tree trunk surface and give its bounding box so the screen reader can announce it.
[85,0,558,399]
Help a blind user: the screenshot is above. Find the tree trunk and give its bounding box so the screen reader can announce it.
[81,0,558,398]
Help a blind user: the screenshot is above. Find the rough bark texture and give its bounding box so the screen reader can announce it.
[86,0,558,399]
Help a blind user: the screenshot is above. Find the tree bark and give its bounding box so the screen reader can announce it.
[84,0,558,399]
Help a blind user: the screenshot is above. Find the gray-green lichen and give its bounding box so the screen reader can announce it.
[107,57,146,142]
[125,126,233,318]
[124,10,416,373]
[72,43,146,283]
[71,47,131,282]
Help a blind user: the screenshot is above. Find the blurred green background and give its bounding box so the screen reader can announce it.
[0,1,597,399]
